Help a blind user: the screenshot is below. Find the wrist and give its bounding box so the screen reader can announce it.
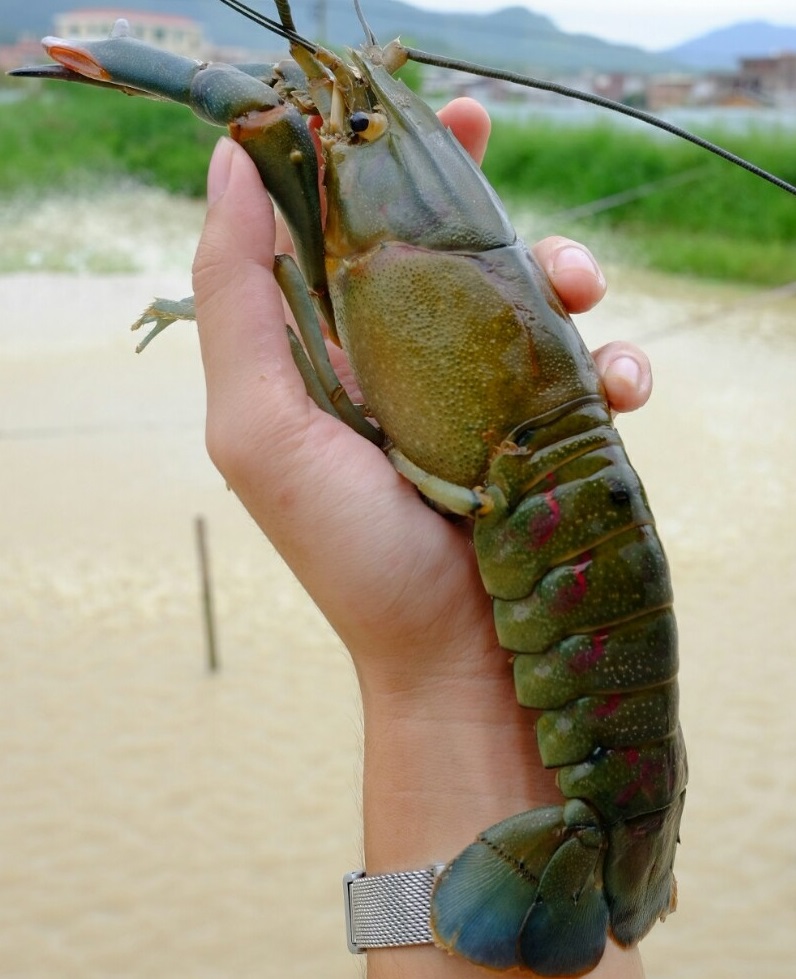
[359,662,559,874]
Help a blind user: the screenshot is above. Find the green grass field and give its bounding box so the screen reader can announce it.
[484,118,796,285]
[1,84,794,284]
[0,85,217,198]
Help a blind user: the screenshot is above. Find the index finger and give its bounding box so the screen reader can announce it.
[436,98,491,164]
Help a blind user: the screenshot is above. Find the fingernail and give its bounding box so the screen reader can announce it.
[207,137,234,205]
[606,355,641,388]
[551,245,606,289]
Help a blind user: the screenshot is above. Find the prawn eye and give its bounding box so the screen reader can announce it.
[349,110,387,141]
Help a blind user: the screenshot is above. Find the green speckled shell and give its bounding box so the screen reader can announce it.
[432,407,686,974]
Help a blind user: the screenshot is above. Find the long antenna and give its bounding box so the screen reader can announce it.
[215,0,317,53]
[213,1,794,197]
[403,47,796,198]
[354,0,379,46]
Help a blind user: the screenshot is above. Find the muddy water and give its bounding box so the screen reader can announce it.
[1,191,795,978]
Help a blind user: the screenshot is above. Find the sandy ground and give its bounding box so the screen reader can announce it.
[1,258,795,978]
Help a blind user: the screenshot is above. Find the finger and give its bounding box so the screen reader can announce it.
[193,138,308,464]
[437,97,491,165]
[533,236,607,314]
[592,341,653,414]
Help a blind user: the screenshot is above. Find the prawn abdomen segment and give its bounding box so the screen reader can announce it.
[429,416,685,974]
[430,801,611,977]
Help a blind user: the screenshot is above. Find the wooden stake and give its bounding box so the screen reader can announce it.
[194,515,219,672]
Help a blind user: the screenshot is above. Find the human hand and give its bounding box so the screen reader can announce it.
[194,98,651,695]
[194,98,648,979]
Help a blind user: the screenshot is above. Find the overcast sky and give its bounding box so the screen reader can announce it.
[407,0,796,50]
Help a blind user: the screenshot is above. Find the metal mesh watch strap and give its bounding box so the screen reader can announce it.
[343,866,444,953]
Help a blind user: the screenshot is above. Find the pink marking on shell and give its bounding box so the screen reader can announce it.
[552,554,591,614]
[569,633,608,675]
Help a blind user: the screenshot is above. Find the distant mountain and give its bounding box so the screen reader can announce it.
[2,0,683,75]
[321,3,684,74]
[665,20,796,70]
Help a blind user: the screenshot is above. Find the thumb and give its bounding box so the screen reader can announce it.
[193,137,307,470]
[193,137,285,382]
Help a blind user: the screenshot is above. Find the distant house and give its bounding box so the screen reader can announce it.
[53,9,205,59]
[739,52,796,105]
[591,73,645,106]
[645,75,697,112]
[0,37,49,73]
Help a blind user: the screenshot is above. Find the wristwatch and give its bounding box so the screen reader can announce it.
[343,865,445,953]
